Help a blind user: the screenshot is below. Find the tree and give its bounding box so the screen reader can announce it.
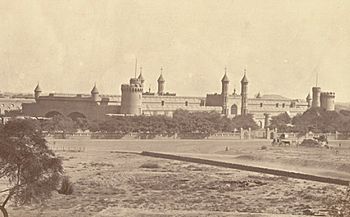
[269,112,292,132]
[73,117,89,132]
[0,119,63,216]
[292,108,349,133]
[231,114,259,130]
[41,115,76,133]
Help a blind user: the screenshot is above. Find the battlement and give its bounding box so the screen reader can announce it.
[320,92,335,98]
[121,84,143,92]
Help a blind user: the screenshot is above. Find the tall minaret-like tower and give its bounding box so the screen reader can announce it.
[240,69,249,116]
[34,83,42,101]
[312,71,321,108]
[221,67,229,115]
[157,67,165,95]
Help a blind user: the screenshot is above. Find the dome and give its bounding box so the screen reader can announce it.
[91,84,99,94]
[241,74,248,83]
[157,74,165,82]
[306,93,312,100]
[221,73,229,82]
[34,83,42,92]
[138,73,145,83]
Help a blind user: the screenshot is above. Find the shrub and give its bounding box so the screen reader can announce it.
[58,176,74,195]
[261,145,268,150]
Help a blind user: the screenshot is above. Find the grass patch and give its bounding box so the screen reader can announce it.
[140,163,160,169]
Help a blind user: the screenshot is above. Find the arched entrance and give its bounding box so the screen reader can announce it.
[231,104,238,116]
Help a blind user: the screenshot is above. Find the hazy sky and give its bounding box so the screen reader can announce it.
[0,0,349,101]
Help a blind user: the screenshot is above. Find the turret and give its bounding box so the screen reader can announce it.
[157,68,165,95]
[312,87,321,108]
[137,67,145,90]
[34,83,42,101]
[240,69,249,115]
[306,93,312,108]
[221,70,229,95]
[320,92,335,111]
[221,68,229,115]
[91,84,99,102]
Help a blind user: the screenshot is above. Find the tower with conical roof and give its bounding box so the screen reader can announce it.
[240,69,249,115]
[91,83,99,102]
[306,93,312,108]
[157,67,165,95]
[138,67,145,90]
[34,83,42,101]
[221,67,229,115]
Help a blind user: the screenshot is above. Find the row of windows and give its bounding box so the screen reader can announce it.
[161,101,189,106]
[259,102,296,108]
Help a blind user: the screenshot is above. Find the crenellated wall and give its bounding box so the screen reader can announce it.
[320,92,335,111]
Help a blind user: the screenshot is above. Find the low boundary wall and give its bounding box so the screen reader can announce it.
[141,151,350,186]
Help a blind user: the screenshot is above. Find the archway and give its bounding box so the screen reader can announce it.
[67,112,86,121]
[231,104,238,116]
[45,111,63,118]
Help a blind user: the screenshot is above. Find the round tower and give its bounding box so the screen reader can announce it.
[120,78,143,115]
[306,93,312,108]
[221,68,229,115]
[240,70,249,115]
[34,83,42,101]
[312,87,321,108]
[320,92,335,111]
[91,84,99,102]
[157,68,165,95]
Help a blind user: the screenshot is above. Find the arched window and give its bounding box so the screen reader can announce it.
[260,103,263,107]
[231,104,238,115]
[161,101,164,106]
[185,101,188,106]
[276,103,279,108]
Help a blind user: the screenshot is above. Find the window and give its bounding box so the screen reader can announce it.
[276,103,279,108]
[260,103,263,107]
[185,101,188,106]
[161,101,164,106]
[282,103,285,108]
[231,104,238,115]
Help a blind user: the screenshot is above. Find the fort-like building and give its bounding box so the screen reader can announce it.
[22,68,335,128]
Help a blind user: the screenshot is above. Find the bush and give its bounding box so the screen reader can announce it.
[58,176,74,195]
[140,163,160,169]
[299,139,321,147]
[261,145,268,150]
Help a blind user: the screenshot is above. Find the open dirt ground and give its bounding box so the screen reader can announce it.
[2,139,349,216]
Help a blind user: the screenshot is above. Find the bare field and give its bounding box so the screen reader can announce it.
[3,139,350,216]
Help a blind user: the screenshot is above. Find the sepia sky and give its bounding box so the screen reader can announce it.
[0,0,349,102]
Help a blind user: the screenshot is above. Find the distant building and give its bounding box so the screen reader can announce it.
[21,68,334,128]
